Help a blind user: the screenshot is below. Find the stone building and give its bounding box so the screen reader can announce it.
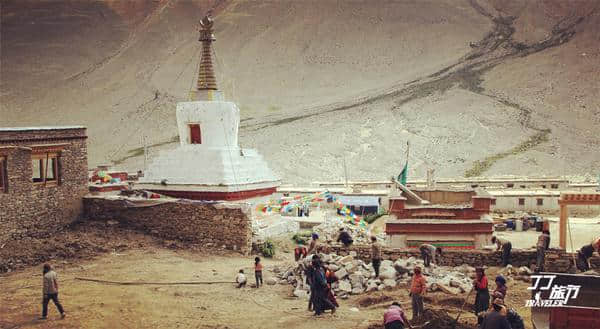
[386,188,494,249]
[0,126,88,245]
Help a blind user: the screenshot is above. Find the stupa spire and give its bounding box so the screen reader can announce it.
[197,15,217,91]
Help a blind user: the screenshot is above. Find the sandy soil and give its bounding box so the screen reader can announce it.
[1,247,535,329]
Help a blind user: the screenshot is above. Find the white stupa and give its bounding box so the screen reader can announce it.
[137,15,279,200]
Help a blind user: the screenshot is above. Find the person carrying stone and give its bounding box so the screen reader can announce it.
[535,230,551,272]
[576,242,596,272]
[337,228,354,247]
[371,236,382,278]
[40,264,65,320]
[473,267,490,315]
[409,266,426,321]
[491,236,512,267]
[419,243,442,267]
[383,302,412,329]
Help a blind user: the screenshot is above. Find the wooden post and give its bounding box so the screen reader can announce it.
[559,203,567,249]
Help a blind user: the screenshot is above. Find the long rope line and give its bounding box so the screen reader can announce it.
[220,118,244,201]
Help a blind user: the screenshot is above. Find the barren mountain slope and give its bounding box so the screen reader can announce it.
[1,0,598,183]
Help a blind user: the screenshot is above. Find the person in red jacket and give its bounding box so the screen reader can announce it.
[410,266,427,320]
[294,242,308,261]
[473,267,490,315]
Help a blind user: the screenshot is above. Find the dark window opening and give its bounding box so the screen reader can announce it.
[541,185,547,189]
[518,198,525,206]
[520,185,526,188]
[551,184,559,189]
[0,157,6,192]
[189,124,202,144]
[491,199,496,205]
[537,198,544,206]
[471,184,479,188]
[507,183,514,188]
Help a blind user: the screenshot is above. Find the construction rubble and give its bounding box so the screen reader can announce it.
[273,253,478,299]
[312,218,385,244]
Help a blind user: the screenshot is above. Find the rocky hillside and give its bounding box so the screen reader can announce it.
[1,0,598,183]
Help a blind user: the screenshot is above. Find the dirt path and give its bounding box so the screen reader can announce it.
[1,247,534,329]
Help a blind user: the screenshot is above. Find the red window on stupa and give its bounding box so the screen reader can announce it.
[189,124,201,144]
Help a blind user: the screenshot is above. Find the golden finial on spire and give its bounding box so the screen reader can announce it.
[197,14,217,91]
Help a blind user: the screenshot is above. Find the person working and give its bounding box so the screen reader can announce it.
[383,302,412,329]
[473,267,490,315]
[491,236,512,267]
[576,242,596,272]
[307,233,320,255]
[535,230,551,272]
[294,242,308,261]
[410,266,427,321]
[337,228,354,247]
[493,275,507,299]
[479,298,511,329]
[419,243,442,267]
[371,236,382,278]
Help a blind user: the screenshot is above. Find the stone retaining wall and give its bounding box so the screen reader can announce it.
[83,196,252,254]
[323,245,600,273]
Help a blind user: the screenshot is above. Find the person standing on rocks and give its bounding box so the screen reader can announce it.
[409,266,426,321]
[473,267,490,315]
[383,302,412,329]
[535,230,551,272]
[491,236,512,267]
[337,228,354,247]
[294,242,308,261]
[419,243,442,267]
[40,264,65,320]
[371,236,382,278]
[307,233,320,255]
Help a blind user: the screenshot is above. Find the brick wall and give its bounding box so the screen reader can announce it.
[0,128,88,246]
[83,197,252,253]
[323,245,599,273]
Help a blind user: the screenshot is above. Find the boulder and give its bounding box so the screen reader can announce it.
[381,260,393,268]
[366,281,379,292]
[345,262,356,273]
[349,251,357,257]
[438,284,461,295]
[339,255,354,264]
[394,264,409,275]
[266,277,277,285]
[351,287,365,295]
[335,267,349,279]
[379,268,397,280]
[383,279,397,289]
[518,266,532,275]
[349,273,365,287]
[327,264,340,272]
[293,289,308,298]
[338,280,352,293]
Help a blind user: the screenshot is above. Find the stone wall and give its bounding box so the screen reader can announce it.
[323,245,599,273]
[83,197,252,253]
[0,128,88,246]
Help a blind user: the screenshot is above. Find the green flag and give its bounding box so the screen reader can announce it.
[398,162,408,185]
[397,141,409,185]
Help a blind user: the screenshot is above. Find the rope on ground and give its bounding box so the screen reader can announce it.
[75,277,235,285]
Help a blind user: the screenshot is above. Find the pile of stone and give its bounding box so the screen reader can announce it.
[312,218,385,244]
[498,264,533,282]
[274,253,476,299]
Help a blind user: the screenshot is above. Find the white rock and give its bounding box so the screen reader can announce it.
[379,268,397,280]
[383,279,397,288]
[294,289,308,298]
[327,264,340,272]
[349,307,360,312]
[349,273,365,287]
[338,280,352,293]
[349,251,357,257]
[339,255,354,264]
[266,278,277,285]
[335,267,349,279]
[351,287,364,295]
[381,260,393,268]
